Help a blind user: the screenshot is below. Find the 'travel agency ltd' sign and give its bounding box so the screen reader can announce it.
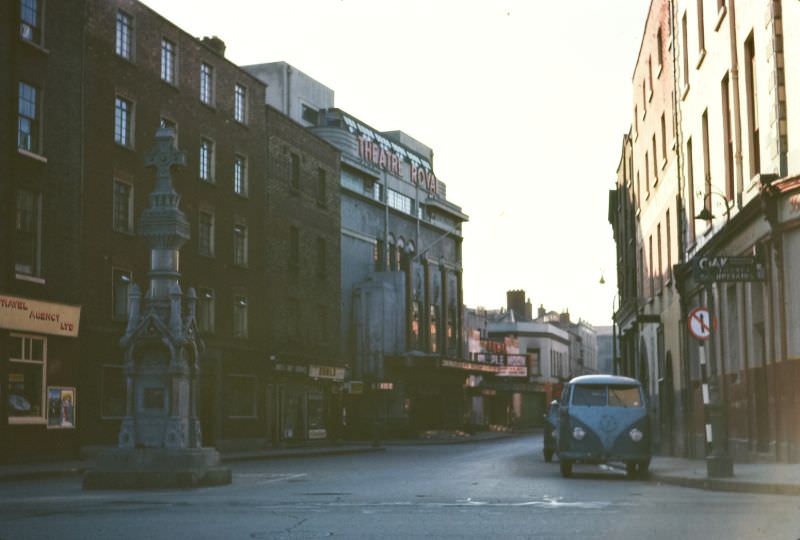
[343,114,438,194]
[0,294,81,337]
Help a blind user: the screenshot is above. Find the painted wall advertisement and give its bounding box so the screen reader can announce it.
[47,387,76,429]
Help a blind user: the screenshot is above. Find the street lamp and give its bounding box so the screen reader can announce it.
[694,190,734,222]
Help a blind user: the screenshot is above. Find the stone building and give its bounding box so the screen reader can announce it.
[611,0,800,462]
[245,63,470,436]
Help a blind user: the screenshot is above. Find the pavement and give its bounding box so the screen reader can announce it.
[3,430,800,496]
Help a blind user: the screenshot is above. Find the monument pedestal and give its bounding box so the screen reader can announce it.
[83,448,231,490]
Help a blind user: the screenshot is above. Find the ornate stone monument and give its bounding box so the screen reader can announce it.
[84,128,231,489]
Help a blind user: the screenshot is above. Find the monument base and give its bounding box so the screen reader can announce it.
[82,447,231,490]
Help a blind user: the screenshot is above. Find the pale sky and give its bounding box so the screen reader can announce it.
[142,0,651,326]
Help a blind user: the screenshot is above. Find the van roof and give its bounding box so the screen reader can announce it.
[568,374,641,386]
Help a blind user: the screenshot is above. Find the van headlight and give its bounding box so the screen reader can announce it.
[629,428,643,442]
[572,427,586,440]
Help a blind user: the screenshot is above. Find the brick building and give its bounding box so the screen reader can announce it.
[1,0,344,462]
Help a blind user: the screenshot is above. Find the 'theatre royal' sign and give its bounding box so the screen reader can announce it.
[0,294,81,337]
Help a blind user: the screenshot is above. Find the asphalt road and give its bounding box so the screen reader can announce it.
[1,435,798,539]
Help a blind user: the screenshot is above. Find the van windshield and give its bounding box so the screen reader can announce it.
[571,384,643,407]
[608,385,643,407]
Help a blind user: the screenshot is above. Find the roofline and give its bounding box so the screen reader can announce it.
[632,0,659,81]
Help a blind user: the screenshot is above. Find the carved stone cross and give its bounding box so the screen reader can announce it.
[144,127,186,195]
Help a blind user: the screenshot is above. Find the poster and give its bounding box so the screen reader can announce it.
[47,387,76,429]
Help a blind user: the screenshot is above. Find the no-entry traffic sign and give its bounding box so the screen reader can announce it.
[688,307,714,340]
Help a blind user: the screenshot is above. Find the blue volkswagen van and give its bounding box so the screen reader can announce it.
[557,374,650,478]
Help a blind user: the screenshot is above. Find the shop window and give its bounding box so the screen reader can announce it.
[225,374,256,418]
[410,301,420,349]
[429,304,439,354]
[101,365,126,418]
[8,334,46,422]
[307,393,325,439]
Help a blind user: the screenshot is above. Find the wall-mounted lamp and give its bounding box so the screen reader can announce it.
[694,191,734,222]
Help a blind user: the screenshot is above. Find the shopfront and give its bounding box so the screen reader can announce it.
[0,294,81,463]
[268,362,346,445]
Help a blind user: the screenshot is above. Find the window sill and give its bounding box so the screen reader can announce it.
[200,100,216,111]
[696,49,707,70]
[714,6,727,31]
[115,53,135,64]
[17,148,47,163]
[234,118,248,128]
[115,142,136,152]
[20,38,49,56]
[234,191,249,199]
[8,417,46,425]
[160,79,180,91]
[16,273,45,284]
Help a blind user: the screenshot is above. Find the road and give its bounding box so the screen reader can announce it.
[0,435,798,539]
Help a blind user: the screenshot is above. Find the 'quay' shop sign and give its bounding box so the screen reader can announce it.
[0,294,81,337]
[693,255,766,283]
[343,114,439,194]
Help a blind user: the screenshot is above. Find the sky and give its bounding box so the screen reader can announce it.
[142,0,651,327]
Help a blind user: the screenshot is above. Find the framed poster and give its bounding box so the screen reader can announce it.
[47,387,76,429]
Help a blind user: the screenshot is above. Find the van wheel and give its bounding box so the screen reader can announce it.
[559,459,572,478]
[625,462,637,478]
[544,449,553,463]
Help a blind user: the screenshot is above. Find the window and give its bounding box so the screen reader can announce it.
[101,365,126,418]
[290,153,300,191]
[316,237,326,279]
[197,288,215,333]
[429,304,439,353]
[745,34,760,177]
[160,117,177,141]
[651,134,658,184]
[233,223,248,266]
[15,189,42,277]
[234,84,246,123]
[647,56,653,97]
[641,80,647,116]
[225,375,256,417]
[447,302,457,353]
[199,138,214,182]
[19,0,42,45]
[234,155,247,196]
[233,296,248,338]
[114,96,133,147]
[160,38,176,84]
[410,300,420,349]
[112,268,132,320]
[8,334,46,422]
[317,168,327,206]
[387,189,413,215]
[666,209,672,283]
[686,138,696,241]
[721,72,734,199]
[18,82,39,153]
[648,235,654,297]
[657,223,663,292]
[656,28,663,71]
[198,209,214,256]
[374,239,384,271]
[289,226,299,271]
[660,113,667,164]
[681,13,689,91]
[696,0,705,56]
[644,151,650,195]
[200,63,213,105]
[301,104,319,125]
[112,180,133,233]
[115,11,132,59]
